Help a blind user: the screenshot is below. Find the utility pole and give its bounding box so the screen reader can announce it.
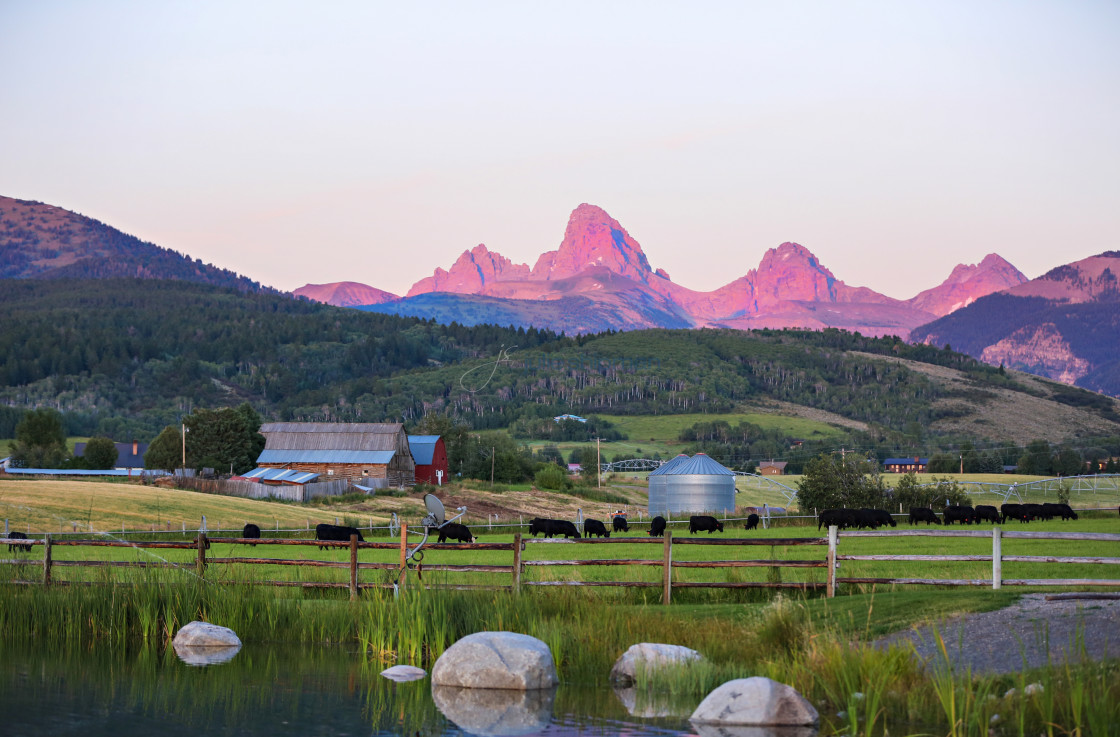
[959,454,963,474]
[181,423,189,471]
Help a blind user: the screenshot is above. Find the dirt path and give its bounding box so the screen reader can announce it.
[874,593,1120,675]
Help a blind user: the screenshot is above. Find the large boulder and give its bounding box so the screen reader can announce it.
[172,621,242,648]
[691,677,819,727]
[609,643,703,686]
[432,684,555,736]
[172,621,242,666]
[432,632,558,690]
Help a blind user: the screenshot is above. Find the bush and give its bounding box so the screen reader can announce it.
[534,464,567,491]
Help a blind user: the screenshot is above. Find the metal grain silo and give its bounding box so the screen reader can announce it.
[650,453,736,516]
[647,454,690,517]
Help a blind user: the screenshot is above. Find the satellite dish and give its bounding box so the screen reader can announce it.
[423,493,446,528]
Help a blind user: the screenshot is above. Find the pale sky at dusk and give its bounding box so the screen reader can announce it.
[2,1,1118,298]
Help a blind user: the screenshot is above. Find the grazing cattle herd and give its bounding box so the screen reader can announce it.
[5,500,1093,560]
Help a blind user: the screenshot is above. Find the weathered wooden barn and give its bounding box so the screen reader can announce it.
[256,422,415,487]
[408,435,449,485]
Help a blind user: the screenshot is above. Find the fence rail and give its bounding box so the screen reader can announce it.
[3,526,1119,600]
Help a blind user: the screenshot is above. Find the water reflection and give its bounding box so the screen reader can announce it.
[613,685,695,718]
[0,641,704,737]
[173,643,242,666]
[691,726,819,737]
[432,685,555,736]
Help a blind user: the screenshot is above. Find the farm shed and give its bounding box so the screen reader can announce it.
[238,467,320,485]
[648,453,736,516]
[408,434,448,485]
[758,460,787,476]
[883,457,929,473]
[73,440,149,469]
[256,422,415,487]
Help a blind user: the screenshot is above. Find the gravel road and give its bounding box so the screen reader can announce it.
[874,593,1120,675]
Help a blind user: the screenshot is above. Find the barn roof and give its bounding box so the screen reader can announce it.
[407,435,441,465]
[657,453,735,476]
[242,467,320,484]
[883,457,929,465]
[259,422,405,452]
[257,450,397,465]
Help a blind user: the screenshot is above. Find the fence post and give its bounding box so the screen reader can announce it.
[196,532,207,576]
[42,534,52,587]
[662,531,673,605]
[398,523,408,589]
[349,534,359,601]
[992,527,1002,590]
[827,525,837,598]
[512,533,522,593]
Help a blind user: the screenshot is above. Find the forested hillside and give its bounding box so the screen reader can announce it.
[0,196,270,292]
[3,279,1118,454]
[0,279,563,439]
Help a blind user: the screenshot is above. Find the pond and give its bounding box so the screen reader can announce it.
[0,640,755,737]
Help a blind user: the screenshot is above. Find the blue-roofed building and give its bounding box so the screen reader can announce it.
[408,435,448,485]
[553,414,587,423]
[256,422,415,486]
[73,440,149,469]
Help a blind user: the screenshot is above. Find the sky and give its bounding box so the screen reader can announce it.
[2,1,1119,298]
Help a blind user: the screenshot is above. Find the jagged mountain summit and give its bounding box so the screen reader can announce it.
[331,203,1022,339]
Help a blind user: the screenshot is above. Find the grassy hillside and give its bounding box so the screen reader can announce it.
[0,479,390,534]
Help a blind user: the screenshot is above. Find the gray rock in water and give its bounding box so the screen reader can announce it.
[172,621,242,648]
[432,631,558,690]
[380,665,427,682]
[432,684,555,737]
[691,677,819,727]
[610,643,703,686]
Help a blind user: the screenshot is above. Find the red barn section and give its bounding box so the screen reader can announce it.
[409,435,449,485]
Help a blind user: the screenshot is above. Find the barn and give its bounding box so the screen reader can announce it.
[255,422,415,487]
[408,434,449,485]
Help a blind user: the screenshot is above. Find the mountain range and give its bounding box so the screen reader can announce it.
[296,203,1027,339]
[3,194,1119,397]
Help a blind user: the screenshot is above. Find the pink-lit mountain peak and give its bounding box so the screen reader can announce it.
[531,203,656,283]
[752,242,840,303]
[406,243,530,296]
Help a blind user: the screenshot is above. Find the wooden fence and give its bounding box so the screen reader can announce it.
[3,527,1119,602]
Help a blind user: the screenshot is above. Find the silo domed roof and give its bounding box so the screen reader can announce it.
[648,454,691,476]
[658,453,734,476]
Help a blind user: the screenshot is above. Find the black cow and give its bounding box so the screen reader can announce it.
[689,515,723,534]
[1043,503,1078,521]
[315,523,364,550]
[7,531,32,553]
[648,516,667,537]
[437,522,476,543]
[242,523,261,546]
[908,507,940,525]
[860,509,896,528]
[612,515,630,533]
[528,518,580,539]
[974,505,1000,524]
[744,513,760,531]
[583,519,610,538]
[944,505,977,525]
[1001,503,1030,523]
[818,508,857,531]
